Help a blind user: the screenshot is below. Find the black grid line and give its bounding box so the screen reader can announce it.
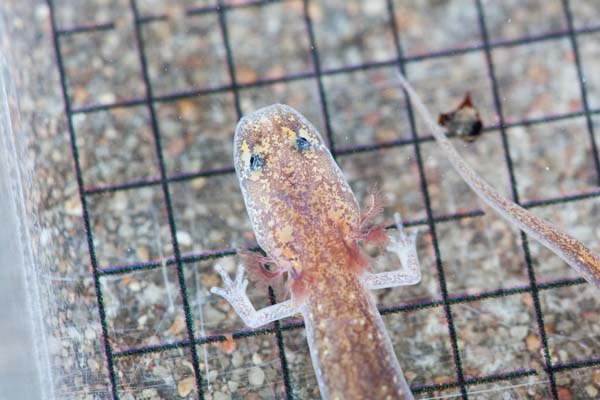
[78,109,600,197]
[302,0,336,153]
[474,0,559,397]
[54,3,600,43]
[216,0,243,119]
[62,22,600,117]
[46,0,600,398]
[552,357,600,373]
[108,273,587,360]
[93,187,600,278]
[215,1,296,395]
[56,20,115,36]
[412,369,537,395]
[269,287,293,399]
[387,1,469,397]
[128,0,204,398]
[474,0,572,399]
[47,1,119,399]
[561,0,600,186]
[134,0,286,23]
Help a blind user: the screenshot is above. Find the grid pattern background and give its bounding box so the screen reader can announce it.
[46,0,600,398]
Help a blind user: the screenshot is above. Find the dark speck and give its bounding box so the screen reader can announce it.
[249,154,265,171]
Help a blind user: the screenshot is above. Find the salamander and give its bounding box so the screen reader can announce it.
[211,72,600,399]
[211,103,421,399]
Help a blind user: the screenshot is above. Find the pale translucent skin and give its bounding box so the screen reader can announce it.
[212,104,422,399]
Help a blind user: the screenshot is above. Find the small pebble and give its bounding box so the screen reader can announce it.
[177,377,195,397]
[227,380,239,392]
[141,389,159,398]
[558,349,568,362]
[84,327,96,340]
[128,280,141,292]
[404,370,417,383]
[167,315,186,336]
[213,391,231,400]
[593,369,600,387]
[252,353,263,365]
[137,315,147,326]
[248,366,265,387]
[526,333,541,352]
[136,246,150,260]
[111,191,128,212]
[585,385,598,398]
[87,358,100,372]
[176,230,192,247]
[143,284,163,303]
[153,365,170,380]
[231,351,243,368]
[509,325,528,341]
[557,387,573,400]
[98,92,116,104]
[208,369,219,382]
[190,177,208,190]
[181,360,194,372]
[64,195,82,216]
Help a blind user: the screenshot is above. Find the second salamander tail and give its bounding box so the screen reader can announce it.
[395,71,600,290]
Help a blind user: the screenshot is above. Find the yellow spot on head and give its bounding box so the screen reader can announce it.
[282,126,297,144]
[277,225,294,243]
[240,139,251,167]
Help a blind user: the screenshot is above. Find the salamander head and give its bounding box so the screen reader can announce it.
[234,104,325,181]
[233,104,359,273]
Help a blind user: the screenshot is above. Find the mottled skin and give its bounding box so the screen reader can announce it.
[233,104,412,399]
[303,267,410,399]
[234,104,360,283]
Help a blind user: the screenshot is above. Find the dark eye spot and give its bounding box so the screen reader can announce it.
[249,154,264,171]
[295,136,311,151]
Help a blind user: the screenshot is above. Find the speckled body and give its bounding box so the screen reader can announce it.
[234,104,360,279]
[234,104,412,399]
[302,265,410,399]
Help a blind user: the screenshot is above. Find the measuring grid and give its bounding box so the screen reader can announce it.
[47,0,600,398]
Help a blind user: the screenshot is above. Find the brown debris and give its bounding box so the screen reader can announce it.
[438,92,483,142]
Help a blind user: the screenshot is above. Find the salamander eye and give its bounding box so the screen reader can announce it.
[249,154,264,171]
[295,136,311,151]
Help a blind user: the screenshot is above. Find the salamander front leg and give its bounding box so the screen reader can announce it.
[362,212,422,290]
[211,264,299,328]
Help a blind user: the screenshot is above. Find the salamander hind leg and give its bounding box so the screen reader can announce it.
[362,212,422,290]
